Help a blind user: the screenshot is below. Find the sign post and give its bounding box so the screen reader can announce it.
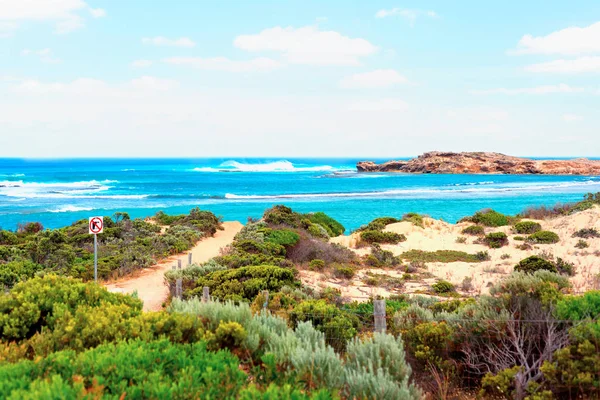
[89,216,104,282]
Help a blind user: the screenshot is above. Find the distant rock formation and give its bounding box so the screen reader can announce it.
[357,152,600,175]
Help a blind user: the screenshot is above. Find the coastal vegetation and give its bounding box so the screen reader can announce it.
[1,193,600,398]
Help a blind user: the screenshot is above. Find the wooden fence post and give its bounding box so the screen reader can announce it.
[202,286,210,303]
[262,290,269,310]
[177,259,182,270]
[175,278,182,299]
[188,252,192,266]
[374,299,386,334]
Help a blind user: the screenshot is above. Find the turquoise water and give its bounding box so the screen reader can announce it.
[1,158,599,232]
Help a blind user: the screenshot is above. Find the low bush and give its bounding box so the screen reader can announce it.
[462,209,512,227]
[528,230,560,244]
[575,239,589,249]
[333,264,355,279]
[287,238,357,265]
[513,235,526,241]
[455,236,467,244]
[514,256,558,274]
[513,221,542,234]
[360,230,406,245]
[461,225,485,236]
[0,339,247,399]
[289,299,360,352]
[306,212,345,237]
[400,250,487,263]
[431,280,455,294]
[191,265,298,301]
[573,228,600,239]
[483,232,508,248]
[266,229,300,247]
[309,259,325,271]
[357,217,400,232]
[402,213,425,228]
[364,244,401,268]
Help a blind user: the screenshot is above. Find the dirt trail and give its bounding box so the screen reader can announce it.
[105,221,243,311]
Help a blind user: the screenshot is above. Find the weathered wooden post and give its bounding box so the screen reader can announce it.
[177,259,182,270]
[188,252,192,266]
[171,265,176,270]
[176,278,182,299]
[262,290,269,310]
[374,299,386,334]
[202,286,210,303]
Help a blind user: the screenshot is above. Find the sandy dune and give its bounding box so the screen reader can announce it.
[322,206,600,300]
[105,221,243,311]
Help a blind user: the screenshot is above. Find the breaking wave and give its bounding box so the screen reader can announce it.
[193,160,338,173]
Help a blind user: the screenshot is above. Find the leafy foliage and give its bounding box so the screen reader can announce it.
[400,249,488,263]
[528,230,560,244]
[483,231,509,248]
[360,230,406,244]
[461,209,512,227]
[513,221,542,234]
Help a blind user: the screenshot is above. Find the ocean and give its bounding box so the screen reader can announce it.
[1,158,600,232]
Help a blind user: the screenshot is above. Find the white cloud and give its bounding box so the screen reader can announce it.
[563,113,583,122]
[471,84,585,95]
[0,0,103,34]
[375,8,438,26]
[131,59,153,68]
[21,48,61,63]
[129,76,178,91]
[348,98,408,111]
[11,76,178,95]
[525,56,600,73]
[513,21,600,55]
[89,8,106,18]
[234,26,378,66]
[142,36,195,48]
[163,56,283,72]
[340,69,408,89]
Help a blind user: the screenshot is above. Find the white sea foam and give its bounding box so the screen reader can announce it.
[0,179,122,199]
[224,180,600,200]
[49,205,94,213]
[193,160,336,173]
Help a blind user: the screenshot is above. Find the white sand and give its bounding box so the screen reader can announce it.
[105,221,243,311]
[319,206,600,300]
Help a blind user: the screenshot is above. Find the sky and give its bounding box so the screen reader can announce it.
[1,0,599,158]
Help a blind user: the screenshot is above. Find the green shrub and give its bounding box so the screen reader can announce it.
[455,236,467,244]
[0,275,142,341]
[572,228,600,239]
[264,205,301,227]
[513,221,542,234]
[333,264,355,279]
[555,258,575,276]
[309,259,326,271]
[290,300,359,352]
[475,251,491,261]
[483,232,508,248]
[528,230,560,244]
[357,217,400,232]
[575,239,589,249]
[464,209,512,227]
[306,212,345,237]
[0,339,246,399]
[401,213,425,228]
[431,280,455,294]
[400,250,486,263]
[0,230,19,245]
[513,235,526,241]
[191,265,297,301]
[514,256,557,274]
[461,225,485,236]
[364,244,401,267]
[360,230,406,244]
[265,229,300,247]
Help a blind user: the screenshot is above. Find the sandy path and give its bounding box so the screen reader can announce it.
[105,221,243,311]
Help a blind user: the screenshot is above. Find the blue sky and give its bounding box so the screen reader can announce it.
[1,0,599,157]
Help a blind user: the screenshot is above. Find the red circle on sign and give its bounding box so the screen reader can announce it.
[90,217,103,234]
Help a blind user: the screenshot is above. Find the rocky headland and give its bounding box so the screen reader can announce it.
[357,152,600,175]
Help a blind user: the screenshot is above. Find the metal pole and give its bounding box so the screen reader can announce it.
[94,233,98,282]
